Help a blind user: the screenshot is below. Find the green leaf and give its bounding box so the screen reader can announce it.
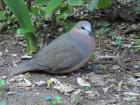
[135,39,140,45]
[114,36,123,46]
[35,103,42,105]
[4,0,34,32]
[68,0,83,6]
[88,0,98,12]
[134,7,140,13]
[63,23,75,32]
[102,21,110,27]
[31,5,40,16]
[35,0,47,4]
[44,0,62,18]
[135,47,140,52]
[90,52,96,61]
[134,0,140,13]
[103,27,110,33]
[59,12,68,20]
[58,6,69,20]
[102,21,111,33]
[0,80,5,89]
[97,0,111,9]
[44,96,52,101]
[84,86,92,91]
[0,10,5,17]
[4,0,38,53]
[17,28,33,35]
[51,96,61,105]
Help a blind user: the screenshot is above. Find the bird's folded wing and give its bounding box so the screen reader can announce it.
[31,34,87,71]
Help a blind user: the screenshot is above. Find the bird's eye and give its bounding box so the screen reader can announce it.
[81,26,85,30]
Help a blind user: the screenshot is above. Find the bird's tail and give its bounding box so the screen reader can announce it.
[10,60,38,76]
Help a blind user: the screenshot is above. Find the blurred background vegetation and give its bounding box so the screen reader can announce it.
[0,0,140,53]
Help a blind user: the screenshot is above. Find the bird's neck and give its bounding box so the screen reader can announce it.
[70,30,96,50]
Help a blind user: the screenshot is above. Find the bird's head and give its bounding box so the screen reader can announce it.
[71,21,94,36]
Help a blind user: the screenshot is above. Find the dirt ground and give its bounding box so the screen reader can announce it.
[0,21,140,105]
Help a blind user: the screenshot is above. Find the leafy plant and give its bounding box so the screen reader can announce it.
[114,36,123,46]
[0,10,5,18]
[135,39,140,45]
[88,0,98,12]
[88,0,112,12]
[0,79,5,89]
[97,0,112,9]
[44,0,62,19]
[4,0,38,54]
[50,96,61,105]
[0,10,6,21]
[90,52,96,61]
[95,21,111,38]
[3,0,113,54]
[45,96,61,105]
[102,21,111,33]
[68,0,83,6]
[134,39,140,52]
[134,0,140,13]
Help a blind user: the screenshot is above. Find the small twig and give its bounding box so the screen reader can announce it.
[120,68,138,77]
[123,23,140,34]
[97,55,120,59]
[93,60,118,64]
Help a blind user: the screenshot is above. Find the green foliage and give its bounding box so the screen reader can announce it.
[134,39,140,52]
[0,10,6,21]
[97,0,111,9]
[88,0,112,12]
[50,96,61,105]
[67,0,83,6]
[135,39,140,45]
[102,21,111,33]
[4,0,38,54]
[134,0,140,13]
[35,0,47,4]
[63,23,75,32]
[0,79,5,89]
[44,0,62,18]
[17,28,33,35]
[45,96,61,105]
[0,10,5,18]
[4,0,113,54]
[57,5,69,21]
[90,52,96,61]
[4,0,33,32]
[31,6,41,16]
[88,0,98,12]
[114,36,123,46]
[35,103,42,105]
[95,21,111,38]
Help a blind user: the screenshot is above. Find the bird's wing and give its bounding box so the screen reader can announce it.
[31,33,88,71]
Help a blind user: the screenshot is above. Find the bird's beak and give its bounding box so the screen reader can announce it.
[85,29,94,36]
[89,31,94,36]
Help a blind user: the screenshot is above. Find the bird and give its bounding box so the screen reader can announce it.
[10,21,96,76]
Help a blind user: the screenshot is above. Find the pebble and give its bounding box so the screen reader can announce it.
[7,92,16,95]
[0,52,2,56]
[35,80,46,87]
[108,99,118,104]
